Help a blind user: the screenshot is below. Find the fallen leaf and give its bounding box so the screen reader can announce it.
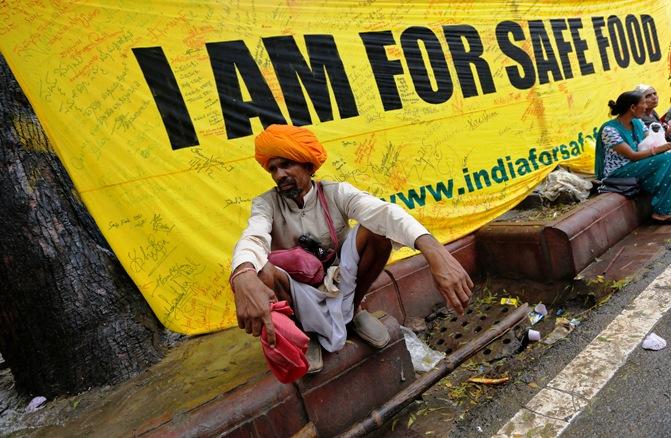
[468,376,510,385]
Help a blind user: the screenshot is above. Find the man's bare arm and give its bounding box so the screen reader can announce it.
[230,262,278,347]
[414,234,473,315]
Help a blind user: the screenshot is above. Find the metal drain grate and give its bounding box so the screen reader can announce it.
[424,304,527,362]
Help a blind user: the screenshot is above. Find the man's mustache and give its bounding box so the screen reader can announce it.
[277,177,296,188]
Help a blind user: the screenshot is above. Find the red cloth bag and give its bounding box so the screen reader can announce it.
[267,246,325,285]
[260,301,310,383]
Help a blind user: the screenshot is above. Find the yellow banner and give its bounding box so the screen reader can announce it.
[2,1,669,334]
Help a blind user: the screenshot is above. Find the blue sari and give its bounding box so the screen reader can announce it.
[595,118,646,180]
[595,117,671,215]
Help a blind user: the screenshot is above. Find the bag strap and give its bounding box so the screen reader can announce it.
[316,181,338,249]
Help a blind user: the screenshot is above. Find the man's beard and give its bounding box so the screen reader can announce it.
[277,176,303,200]
[279,186,302,199]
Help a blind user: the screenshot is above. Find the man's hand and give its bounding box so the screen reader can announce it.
[415,235,473,315]
[231,263,278,346]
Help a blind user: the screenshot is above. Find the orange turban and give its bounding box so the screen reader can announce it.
[254,124,327,171]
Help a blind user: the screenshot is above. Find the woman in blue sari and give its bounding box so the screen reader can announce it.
[595,91,671,222]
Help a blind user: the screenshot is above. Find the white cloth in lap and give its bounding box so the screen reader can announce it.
[287,226,360,352]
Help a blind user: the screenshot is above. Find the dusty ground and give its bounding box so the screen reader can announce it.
[4,283,581,438]
[0,331,185,437]
[0,357,30,435]
[494,201,579,223]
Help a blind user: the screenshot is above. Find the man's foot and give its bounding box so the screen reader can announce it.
[306,336,323,374]
[353,310,390,349]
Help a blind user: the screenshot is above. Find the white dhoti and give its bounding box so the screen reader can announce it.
[287,226,360,352]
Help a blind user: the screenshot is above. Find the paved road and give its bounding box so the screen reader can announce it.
[562,308,671,437]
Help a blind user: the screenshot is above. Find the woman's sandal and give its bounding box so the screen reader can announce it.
[651,213,671,223]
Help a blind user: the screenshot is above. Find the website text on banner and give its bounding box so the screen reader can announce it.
[1,1,669,334]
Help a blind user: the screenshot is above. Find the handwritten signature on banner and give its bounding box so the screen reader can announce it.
[188,148,234,176]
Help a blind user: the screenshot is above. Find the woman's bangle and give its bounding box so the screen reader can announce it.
[229,267,257,291]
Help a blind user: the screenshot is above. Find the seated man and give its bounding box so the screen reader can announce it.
[230,124,473,373]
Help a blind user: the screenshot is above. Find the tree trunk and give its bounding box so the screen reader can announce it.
[0,55,165,397]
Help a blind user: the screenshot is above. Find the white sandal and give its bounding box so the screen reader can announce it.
[353,310,390,349]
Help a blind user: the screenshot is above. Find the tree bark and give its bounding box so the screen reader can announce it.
[0,55,165,397]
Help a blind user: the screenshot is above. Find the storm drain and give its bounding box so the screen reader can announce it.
[423,304,528,362]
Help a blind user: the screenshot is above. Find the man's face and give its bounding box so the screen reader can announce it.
[267,157,313,201]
